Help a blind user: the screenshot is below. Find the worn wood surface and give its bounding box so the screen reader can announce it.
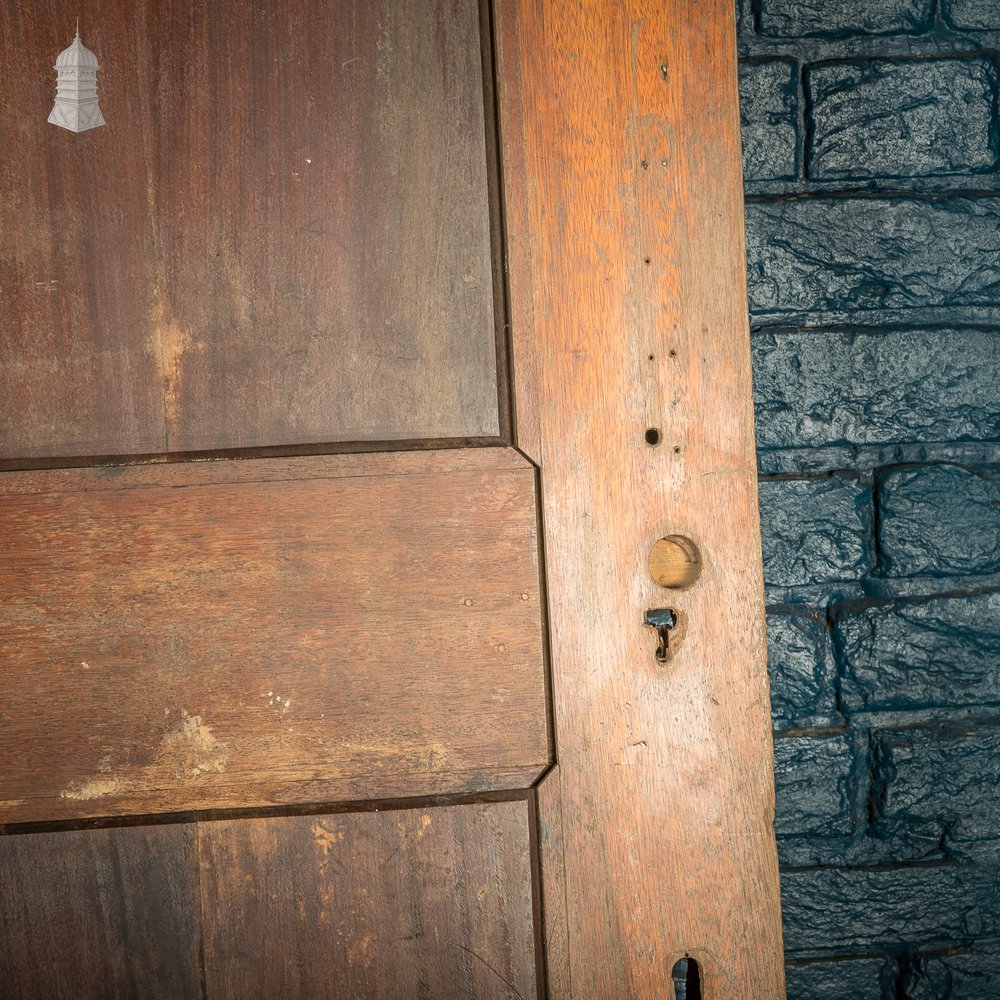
[0,448,548,823]
[0,823,202,999]
[496,0,786,996]
[0,0,499,460]
[200,800,539,999]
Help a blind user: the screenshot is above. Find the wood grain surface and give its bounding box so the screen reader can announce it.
[0,448,549,823]
[496,0,786,996]
[0,0,499,460]
[0,823,202,999]
[200,800,539,999]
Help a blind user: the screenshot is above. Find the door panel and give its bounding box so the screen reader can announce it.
[0,824,202,1000]
[200,801,538,999]
[0,0,786,995]
[0,0,499,460]
[0,800,539,1000]
[0,448,548,823]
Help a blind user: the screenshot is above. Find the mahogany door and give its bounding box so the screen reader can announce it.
[0,1,784,997]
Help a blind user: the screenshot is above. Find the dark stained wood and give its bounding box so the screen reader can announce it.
[0,449,549,823]
[0,823,202,999]
[495,0,786,996]
[199,800,539,999]
[0,0,499,460]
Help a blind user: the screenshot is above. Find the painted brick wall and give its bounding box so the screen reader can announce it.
[737,2,1000,996]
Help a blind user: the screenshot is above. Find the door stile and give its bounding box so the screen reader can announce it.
[496,1,786,996]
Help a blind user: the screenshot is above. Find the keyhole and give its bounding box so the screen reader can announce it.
[671,957,702,1000]
[644,608,678,663]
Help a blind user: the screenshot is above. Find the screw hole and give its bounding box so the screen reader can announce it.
[644,428,661,446]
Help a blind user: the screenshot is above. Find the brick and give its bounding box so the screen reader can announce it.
[785,958,887,1000]
[745,198,1000,324]
[943,0,1000,30]
[739,60,798,182]
[901,946,1000,999]
[838,593,1000,713]
[758,0,933,38]
[759,478,870,587]
[875,724,1000,863]
[774,734,855,837]
[808,59,997,180]
[781,865,1000,954]
[880,465,1000,578]
[767,612,838,730]
[752,330,1000,452]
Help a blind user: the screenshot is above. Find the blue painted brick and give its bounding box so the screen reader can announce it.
[901,945,1000,999]
[785,958,888,1000]
[875,723,1000,863]
[759,478,870,587]
[943,0,1000,30]
[880,465,1000,578]
[774,734,855,837]
[757,0,933,38]
[752,330,1000,452]
[781,865,1000,954]
[740,60,798,182]
[767,612,838,730]
[745,198,1000,325]
[837,593,1000,713]
[807,59,998,180]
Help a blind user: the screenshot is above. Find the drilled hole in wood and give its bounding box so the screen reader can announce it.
[648,535,702,589]
[671,957,702,1000]
[644,428,661,446]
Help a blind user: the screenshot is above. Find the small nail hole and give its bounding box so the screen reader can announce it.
[643,257,651,265]
[648,354,655,361]
[644,428,661,446]
[669,349,677,357]
[673,445,681,454]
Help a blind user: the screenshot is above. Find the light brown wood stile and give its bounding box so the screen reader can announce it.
[495,0,786,996]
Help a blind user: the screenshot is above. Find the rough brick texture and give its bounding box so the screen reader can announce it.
[745,197,1000,325]
[781,866,1000,953]
[900,947,1000,998]
[943,0,998,31]
[757,0,934,38]
[753,330,1000,452]
[758,477,870,586]
[739,0,1000,993]
[874,723,1000,862]
[740,60,798,181]
[785,959,889,1000]
[837,593,1000,713]
[879,465,1000,578]
[807,59,998,180]
[766,612,838,730]
[774,734,855,837]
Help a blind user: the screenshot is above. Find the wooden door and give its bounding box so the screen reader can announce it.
[0,2,784,997]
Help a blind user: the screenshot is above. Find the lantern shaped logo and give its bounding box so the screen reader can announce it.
[48,27,105,133]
